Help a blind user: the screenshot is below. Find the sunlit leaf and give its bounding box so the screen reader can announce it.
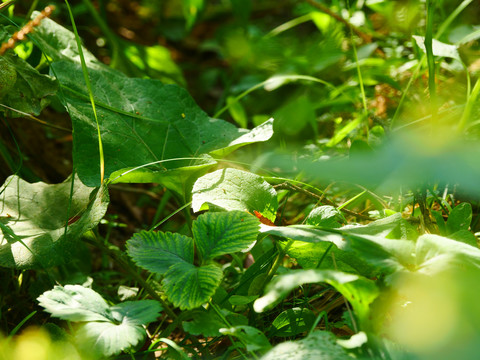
[51,61,273,189]
[254,269,378,326]
[192,168,278,222]
[0,175,108,269]
[38,285,162,357]
[192,211,259,261]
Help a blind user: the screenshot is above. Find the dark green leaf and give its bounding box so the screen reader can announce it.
[220,325,271,352]
[127,230,193,274]
[0,27,57,117]
[51,61,273,188]
[192,211,259,261]
[162,262,223,310]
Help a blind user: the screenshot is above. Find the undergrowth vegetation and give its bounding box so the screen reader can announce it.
[2,0,480,359]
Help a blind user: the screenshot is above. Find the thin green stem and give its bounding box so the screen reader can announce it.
[425,0,437,128]
[64,0,105,183]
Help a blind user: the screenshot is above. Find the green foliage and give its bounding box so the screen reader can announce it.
[38,285,162,358]
[261,331,352,360]
[0,175,108,269]
[192,168,278,222]
[127,211,259,309]
[0,27,57,117]
[3,1,480,359]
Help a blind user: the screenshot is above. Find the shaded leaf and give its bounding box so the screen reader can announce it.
[183,308,247,336]
[220,325,271,352]
[261,331,352,360]
[192,211,259,261]
[127,231,193,274]
[162,262,223,310]
[0,175,108,269]
[271,307,315,337]
[0,26,57,117]
[192,168,278,222]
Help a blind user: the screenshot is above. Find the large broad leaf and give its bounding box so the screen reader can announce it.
[38,285,162,357]
[183,308,248,336]
[261,331,352,360]
[192,211,260,261]
[192,168,278,222]
[50,61,273,189]
[446,202,472,235]
[254,269,378,327]
[162,262,223,310]
[127,231,194,274]
[0,175,108,269]
[0,26,57,117]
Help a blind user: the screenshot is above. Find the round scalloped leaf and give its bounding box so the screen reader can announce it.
[192,211,260,261]
[0,175,109,269]
[127,230,194,275]
[162,262,223,310]
[192,168,278,222]
[38,285,162,358]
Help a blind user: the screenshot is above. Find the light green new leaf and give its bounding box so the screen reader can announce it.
[305,205,345,228]
[127,231,193,274]
[220,325,271,352]
[192,211,260,261]
[38,285,162,358]
[0,175,108,269]
[162,262,223,310]
[192,168,278,222]
[254,269,378,326]
[51,61,273,188]
[0,27,57,117]
[261,331,352,360]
